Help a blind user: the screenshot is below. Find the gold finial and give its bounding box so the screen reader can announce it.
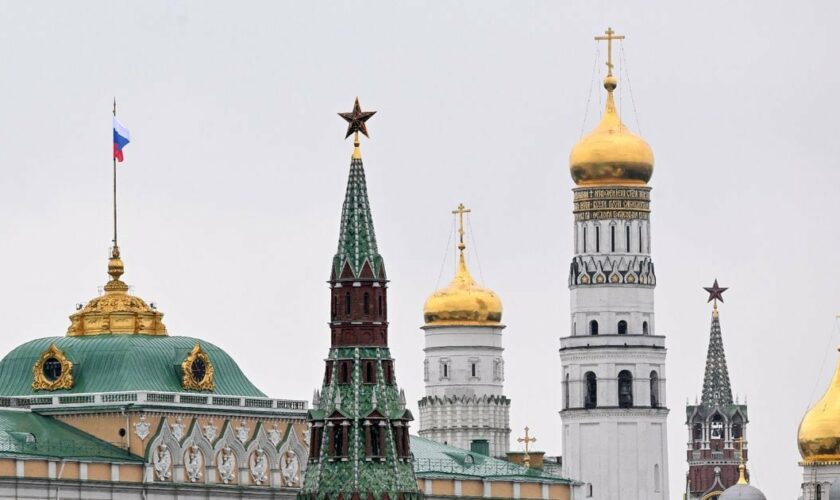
[452,203,472,251]
[594,27,625,80]
[736,437,748,484]
[517,426,536,468]
[353,131,361,160]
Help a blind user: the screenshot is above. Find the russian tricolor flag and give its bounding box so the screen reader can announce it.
[113,117,130,162]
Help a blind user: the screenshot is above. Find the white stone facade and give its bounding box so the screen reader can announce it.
[418,325,510,457]
[801,463,840,499]
[560,202,670,499]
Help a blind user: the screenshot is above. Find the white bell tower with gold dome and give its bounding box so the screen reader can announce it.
[418,204,510,458]
[559,28,669,499]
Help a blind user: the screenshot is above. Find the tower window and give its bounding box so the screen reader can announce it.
[444,364,448,378]
[338,361,351,384]
[595,226,600,252]
[617,320,628,335]
[362,360,375,384]
[639,225,643,253]
[344,293,351,317]
[583,226,587,253]
[589,320,599,336]
[383,360,394,385]
[324,362,333,385]
[654,464,661,492]
[378,295,383,315]
[332,295,337,320]
[363,293,370,315]
[585,372,597,408]
[626,225,630,252]
[471,363,476,377]
[618,370,633,408]
[692,423,702,441]
[610,225,615,252]
[650,370,659,408]
[711,414,724,439]
[564,373,570,409]
[643,321,649,335]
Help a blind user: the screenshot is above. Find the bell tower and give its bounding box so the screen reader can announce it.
[559,28,669,499]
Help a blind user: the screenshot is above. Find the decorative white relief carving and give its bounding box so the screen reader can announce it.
[202,420,217,442]
[250,448,269,485]
[269,424,283,446]
[153,444,172,481]
[134,414,150,440]
[170,416,185,441]
[281,450,300,486]
[235,421,250,443]
[185,445,203,483]
[218,446,236,484]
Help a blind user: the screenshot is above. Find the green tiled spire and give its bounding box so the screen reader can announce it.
[700,309,734,406]
[332,156,384,281]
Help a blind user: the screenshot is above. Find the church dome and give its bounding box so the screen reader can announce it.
[569,75,654,186]
[719,483,767,500]
[799,347,840,462]
[423,249,502,327]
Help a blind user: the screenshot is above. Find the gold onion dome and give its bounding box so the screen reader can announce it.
[798,347,840,462]
[67,247,167,336]
[569,75,654,186]
[423,245,502,327]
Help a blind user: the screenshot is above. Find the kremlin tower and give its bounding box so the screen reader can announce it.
[418,205,510,458]
[299,99,421,500]
[685,282,750,499]
[559,28,669,499]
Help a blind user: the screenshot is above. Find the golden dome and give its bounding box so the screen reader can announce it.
[423,248,502,327]
[798,347,840,462]
[67,247,167,336]
[569,76,654,186]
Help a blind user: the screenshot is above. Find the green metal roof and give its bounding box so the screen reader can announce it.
[0,409,141,462]
[410,436,573,484]
[331,156,385,280]
[0,335,265,397]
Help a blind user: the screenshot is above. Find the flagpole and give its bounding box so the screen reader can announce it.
[112,98,119,258]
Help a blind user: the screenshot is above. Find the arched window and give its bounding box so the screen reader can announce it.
[589,320,599,336]
[332,295,337,320]
[583,226,588,253]
[692,423,703,441]
[338,361,351,384]
[650,370,660,408]
[586,484,593,497]
[711,414,724,439]
[378,295,383,315]
[584,372,597,409]
[618,370,633,408]
[471,363,477,377]
[595,226,601,252]
[363,293,370,315]
[363,360,375,384]
[626,225,631,252]
[642,321,649,335]
[654,464,661,492]
[732,422,743,440]
[344,293,351,317]
[617,320,628,335]
[610,225,616,252]
[639,225,643,253]
[564,373,570,409]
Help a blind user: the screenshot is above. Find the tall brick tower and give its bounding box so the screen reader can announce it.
[300,99,421,500]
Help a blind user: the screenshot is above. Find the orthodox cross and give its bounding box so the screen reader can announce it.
[452,203,471,250]
[703,279,728,310]
[517,426,536,467]
[594,27,625,77]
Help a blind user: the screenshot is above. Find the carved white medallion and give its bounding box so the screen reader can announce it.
[218,446,236,484]
[235,421,250,443]
[153,444,172,481]
[281,450,300,486]
[185,445,203,483]
[202,420,217,442]
[134,414,150,440]
[170,416,185,441]
[269,424,282,446]
[250,448,269,485]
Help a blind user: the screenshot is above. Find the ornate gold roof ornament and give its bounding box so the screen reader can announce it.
[181,343,215,391]
[570,27,654,187]
[423,204,503,327]
[67,247,167,336]
[32,344,74,391]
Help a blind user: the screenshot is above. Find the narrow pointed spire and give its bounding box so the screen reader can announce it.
[700,282,733,406]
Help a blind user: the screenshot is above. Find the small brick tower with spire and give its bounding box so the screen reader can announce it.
[300,99,421,500]
[685,281,749,499]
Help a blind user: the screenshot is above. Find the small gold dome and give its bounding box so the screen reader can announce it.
[67,247,167,336]
[799,348,840,462]
[569,77,654,186]
[423,249,502,327]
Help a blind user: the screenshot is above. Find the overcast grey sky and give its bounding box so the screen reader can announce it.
[1,1,838,496]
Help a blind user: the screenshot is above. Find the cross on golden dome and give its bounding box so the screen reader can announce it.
[452,203,471,251]
[517,426,537,468]
[594,27,625,77]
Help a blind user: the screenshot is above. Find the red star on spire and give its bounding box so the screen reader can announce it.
[704,279,728,304]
